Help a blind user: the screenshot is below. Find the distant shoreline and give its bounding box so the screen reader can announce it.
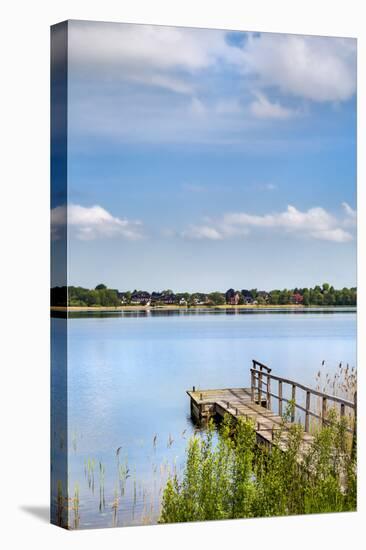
[51,304,356,313]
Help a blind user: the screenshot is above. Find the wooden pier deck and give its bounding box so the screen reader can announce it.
[187,360,356,453]
[188,387,314,450]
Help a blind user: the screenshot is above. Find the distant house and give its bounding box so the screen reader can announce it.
[150,292,162,304]
[225,288,240,305]
[160,293,176,305]
[241,290,253,305]
[117,292,128,304]
[150,291,176,305]
[192,293,209,305]
[291,292,304,305]
[179,297,187,306]
[130,291,151,305]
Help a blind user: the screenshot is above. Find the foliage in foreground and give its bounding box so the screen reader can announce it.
[159,412,356,523]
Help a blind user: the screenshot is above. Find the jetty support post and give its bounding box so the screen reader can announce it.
[258,367,262,405]
[291,384,296,423]
[278,380,283,417]
[266,374,271,410]
[305,391,311,432]
[322,396,327,427]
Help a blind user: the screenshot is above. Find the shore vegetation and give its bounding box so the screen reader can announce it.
[160,409,356,523]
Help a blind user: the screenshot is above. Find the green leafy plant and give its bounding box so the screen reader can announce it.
[159,411,356,524]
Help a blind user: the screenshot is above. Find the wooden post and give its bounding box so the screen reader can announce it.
[305,391,311,432]
[291,384,296,422]
[258,367,263,405]
[278,380,283,417]
[192,386,195,392]
[322,396,327,427]
[251,370,255,402]
[267,374,271,410]
[200,393,203,401]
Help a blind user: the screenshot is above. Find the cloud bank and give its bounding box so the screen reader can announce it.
[67,22,356,147]
[51,201,356,245]
[51,204,143,241]
[69,22,356,103]
[182,204,355,243]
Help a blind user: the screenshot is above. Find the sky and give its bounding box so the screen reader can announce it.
[52,20,357,292]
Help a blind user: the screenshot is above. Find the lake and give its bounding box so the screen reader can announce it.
[51,308,356,528]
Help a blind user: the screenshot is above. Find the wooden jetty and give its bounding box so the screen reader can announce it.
[187,359,356,451]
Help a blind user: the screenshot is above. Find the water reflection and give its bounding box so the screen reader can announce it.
[51,306,356,320]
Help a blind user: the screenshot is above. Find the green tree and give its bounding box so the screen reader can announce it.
[95,283,107,290]
[279,289,291,305]
[302,289,310,306]
[86,289,100,306]
[208,292,226,306]
[269,291,280,305]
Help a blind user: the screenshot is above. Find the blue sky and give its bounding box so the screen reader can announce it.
[52,20,357,291]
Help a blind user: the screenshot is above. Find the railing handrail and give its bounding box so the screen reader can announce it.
[250,368,355,409]
[252,359,272,373]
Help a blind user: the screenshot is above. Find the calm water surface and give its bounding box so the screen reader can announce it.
[52,309,356,528]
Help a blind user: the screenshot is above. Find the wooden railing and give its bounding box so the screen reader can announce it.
[250,359,357,434]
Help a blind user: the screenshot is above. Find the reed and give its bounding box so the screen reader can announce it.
[111,484,119,527]
[315,361,356,401]
[84,458,96,493]
[56,480,66,527]
[313,361,357,434]
[99,461,106,513]
[72,483,80,529]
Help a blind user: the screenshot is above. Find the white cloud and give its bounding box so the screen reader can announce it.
[68,21,241,95]
[249,92,299,119]
[51,204,143,241]
[182,204,354,243]
[342,201,356,220]
[130,73,194,95]
[182,225,224,240]
[242,34,356,102]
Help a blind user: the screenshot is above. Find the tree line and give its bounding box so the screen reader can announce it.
[50,282,357,307]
